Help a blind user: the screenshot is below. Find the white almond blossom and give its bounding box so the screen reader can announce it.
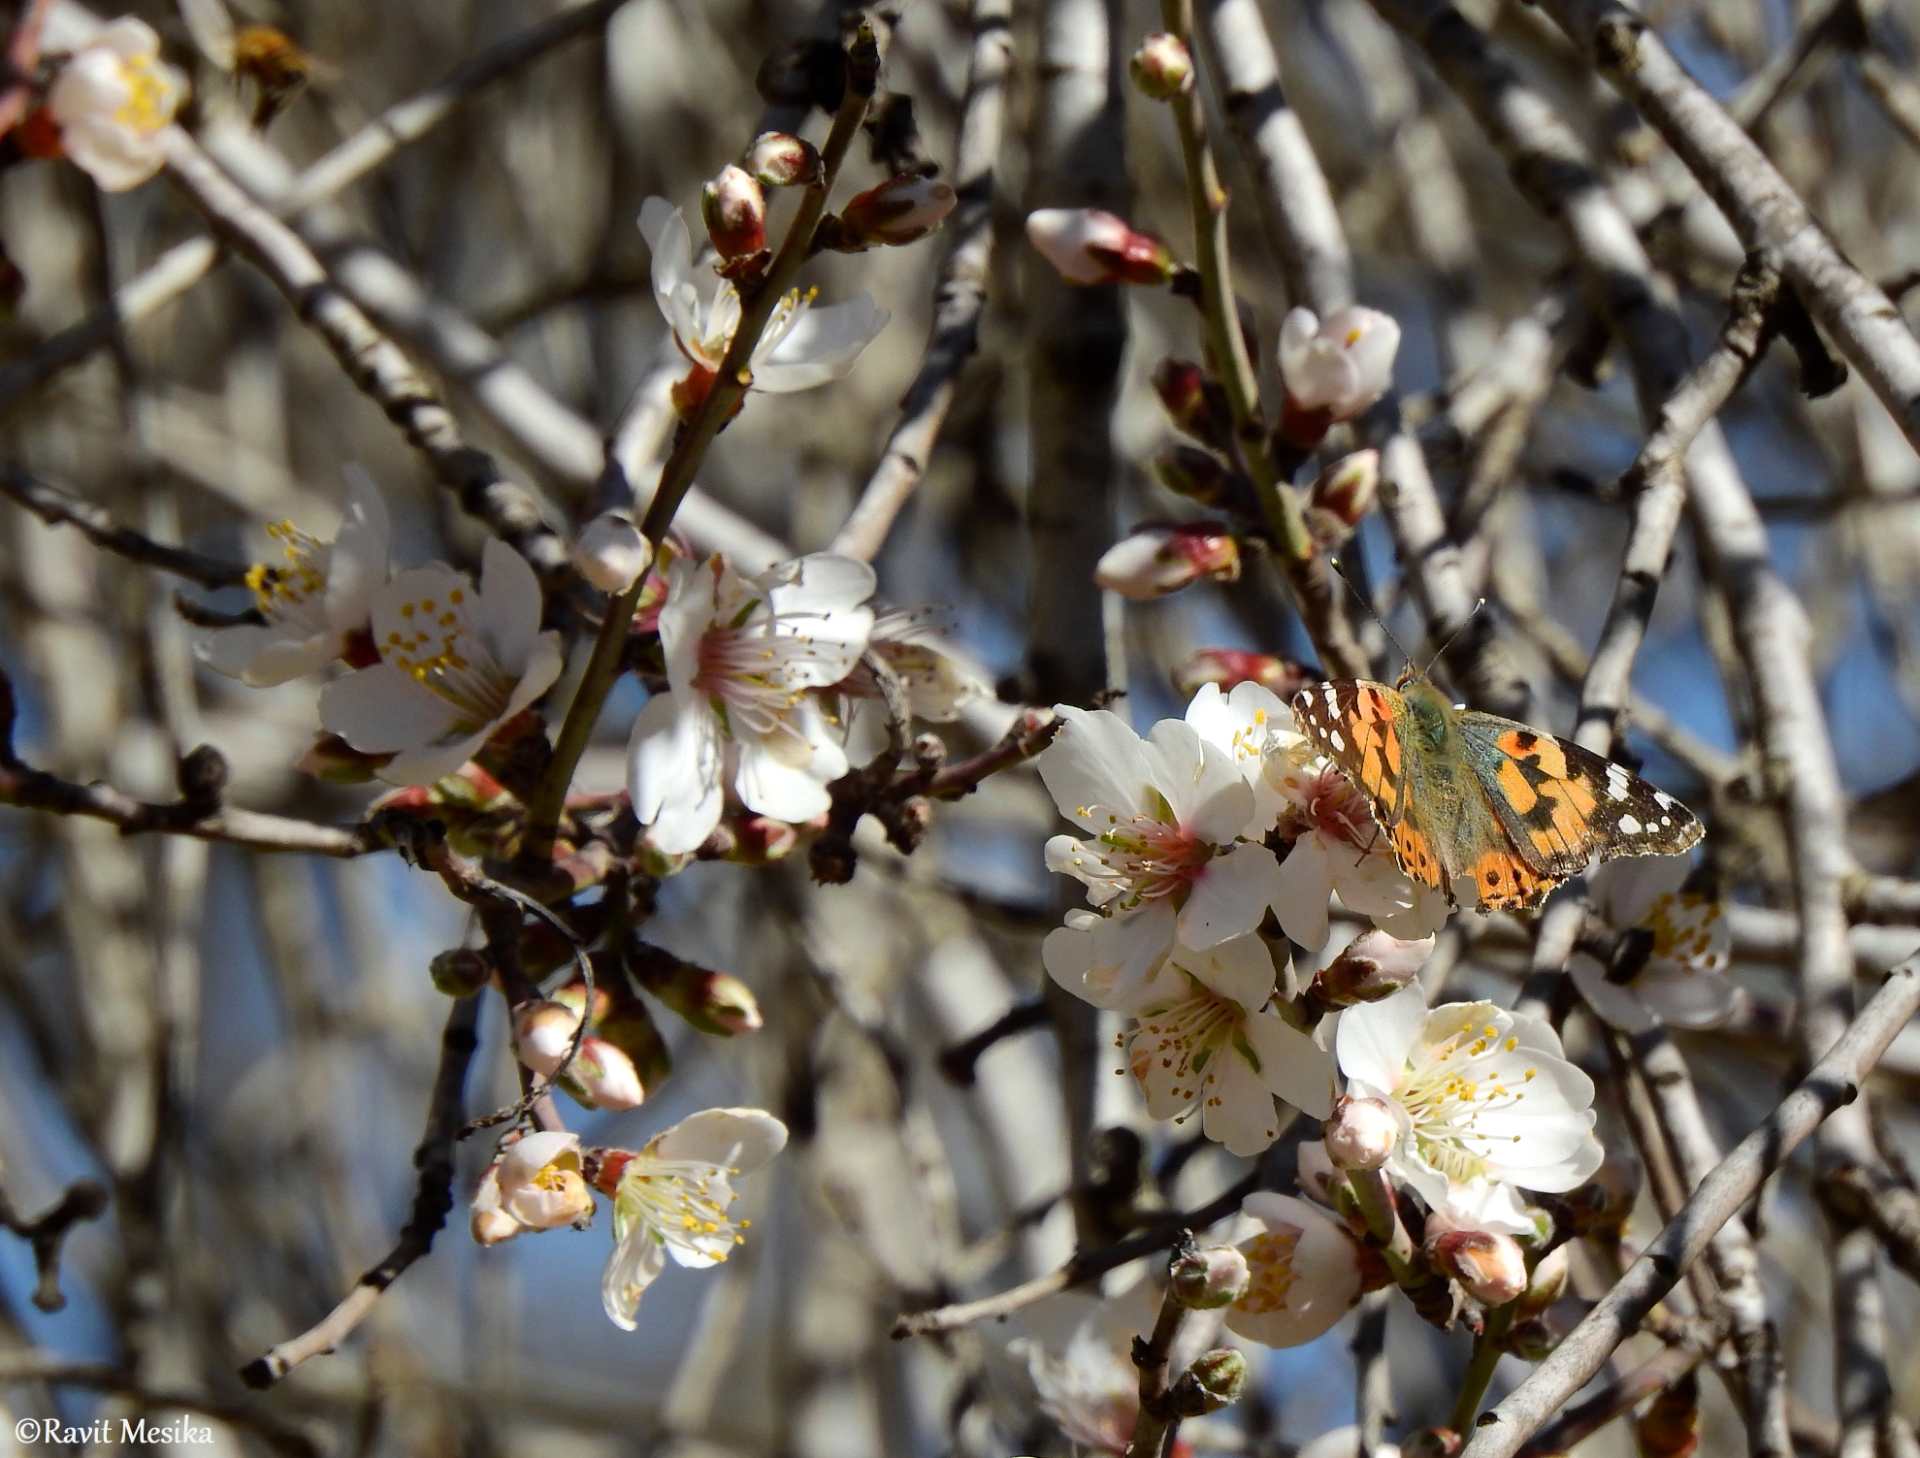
[200,472,390,686]
[46,18,188,192]
[861,609,992,722]
[601,1107,787,1331]
[1182,680,1291,834]
[1335,986,1602,1225]
[1123,937,1336,1151]
[1225,1192,1368,1348]
[1570,858,1736,1033]
[1277,306,1401,421]
[640,198,888,393]
[1037,706,1285,1002]
[470,1132,593,1244]
[319,538,563,786]
[1267,738,1449,953]
[628,549,875,854]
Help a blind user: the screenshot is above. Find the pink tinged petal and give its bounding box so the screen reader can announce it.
[656,553,719,692]
[733,735,835,823]
[1143,720,1249,841]
[1037,706,1155,827]
[477,538,543,672]
[1201,1053,1286,1157]
[1243,1011,1336,1119]
[602,1223,669,1331]
[1271,838,1335,952]
[652,1108,790,1172]
[1334,984,1428,1092]
[629,692,725,853]
[1174,933,1277,1010]
[752,296,891,392]
[1178,842,1282,949]
[319,663,464,753]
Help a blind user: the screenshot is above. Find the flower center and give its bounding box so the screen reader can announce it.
[1644,892,1723,972]
[693,607,829,745]
[619,1154,749,1260]
[1235,1227,1302,1313]
[1126,980,1243,1111]
[114,55,175,133]
[1068,803,1211,909]
[1301,763,1375,849]
[246,519,329,627]
[381,585,513,729]
[1397,1021,1538,1183]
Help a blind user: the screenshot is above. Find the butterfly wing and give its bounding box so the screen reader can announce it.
[1457,713,1704,881]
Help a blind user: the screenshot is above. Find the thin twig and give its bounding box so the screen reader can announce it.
[0,464,249,589]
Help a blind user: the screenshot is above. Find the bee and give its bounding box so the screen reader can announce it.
[177,0,329,130]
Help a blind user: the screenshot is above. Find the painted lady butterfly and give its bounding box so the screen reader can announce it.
[1291,672,1704,913]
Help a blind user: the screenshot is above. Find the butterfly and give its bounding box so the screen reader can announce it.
[1290,671,1704,913]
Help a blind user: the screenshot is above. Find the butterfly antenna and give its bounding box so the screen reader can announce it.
[1419,597,1489,676]
[1327,556,1415,671]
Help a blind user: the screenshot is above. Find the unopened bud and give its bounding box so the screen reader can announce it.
[1094,521,1240,600]
[838,174,956,247]
[1311,930,1434,1010]
[1278,306,1401,430]
[742,131,820,187]
[572,511,653,594]
[701,164,767,260]
[1635,1370,1700,1458]
[1296,1139,1341,1207]
[1185,1348,1247,1412]
[1401,1429,1464,1458]
[1152,359,1232,450]
[1503,1312,1558,1360]
[1130,32,1194,100]
[1324,1095,1399,1172]
[1026,208,1177,286]
[1306,449,1381,547]
[430,947,491,998]
[512,999,582,1078]
[1170,1245,1250,1309]
[597,1002,674,1093]
[637,954,764,1036]
[1429,1228,1528,1306]
[549,978,611,1027]
[1516,1243,1569,1319]
[568,1035,646,1110]
[1173,649,1317,701]
[1153,445,1242,507]
[726,813,801,865]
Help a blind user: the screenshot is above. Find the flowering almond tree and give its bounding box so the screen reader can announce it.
[1,3,1918,1458]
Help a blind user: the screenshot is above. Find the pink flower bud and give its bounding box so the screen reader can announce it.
[1310,929,1434,1008]
[1152,358,1231,449]
[1026,208,1176,286]
[634,948,764,1037]
[512,999,582,1077]
[1296,1139,1342,1207]
[495,1131,594,1228]
[569,1036,646,1110]
[701,164,768,260]
[1428,1227,1528,1306]
[1094,521,1240,600]
[1130,31,1194,100]
[571,511,654,594]
[1324,1095,1400,1171]
[1278,306,1401,436]
[1307,448,1381,546]
[1171,1245,1251,1309]
[1172,649,1317,701]
[1153,444,1242,507]
[839,174,957,247]
[742,131,820,187]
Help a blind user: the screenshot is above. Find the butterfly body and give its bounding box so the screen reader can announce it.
[1291,673,1704,913]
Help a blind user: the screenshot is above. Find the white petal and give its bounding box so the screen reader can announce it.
[478,538,543,673]
[1178,842,1282,949]
[1043,909,1183,1011]
[197,624,334,686]
[1145,721,1251,843]
[628,692,726,854]
[1569,957,1658,1034]
[1200,1054,1286,1157]
[500,632,565,720]
[656,552,720,692]
[1334,984,1427,1092]
[601,1224,668,1331]
[370,562,468,648]
[764,552,877,620]
[752,296,890,392]
[324,467,392,631]
[1636,966,1740,1029]
[639,198,693,323]
[319,663,462,753]
[1271,838,1335,952]
[380,729,493,787]
[499,1131,581,1186]
[1036,706,1154,827]
[1243,1010,1336,1118]
[1173,933,1276,1010]
[652,1108,790,1172]
[733,734,837,823]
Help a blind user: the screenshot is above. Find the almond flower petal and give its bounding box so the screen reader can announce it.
[47,18,188,192]
[1226,1193,1366,1348]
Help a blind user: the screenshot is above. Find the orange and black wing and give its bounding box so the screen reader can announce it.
[1291,681,1447,895]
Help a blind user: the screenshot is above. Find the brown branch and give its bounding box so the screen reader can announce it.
[1,464,249,589]
[239,993,480,1388]
[0,1177,108,1313]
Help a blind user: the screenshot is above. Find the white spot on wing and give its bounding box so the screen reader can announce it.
[1329,729,1345,751]
[1618,814,1642,835]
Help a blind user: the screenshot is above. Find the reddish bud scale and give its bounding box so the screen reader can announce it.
[588,1147,635,1197]
[1634,1371,1700,1458]
[16,108,63,160]
[1172,649,1316,700]
[701,165,768,260]
[1277,398,1335,451]
[1091,236,1176,286]
[839,174,957,247]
